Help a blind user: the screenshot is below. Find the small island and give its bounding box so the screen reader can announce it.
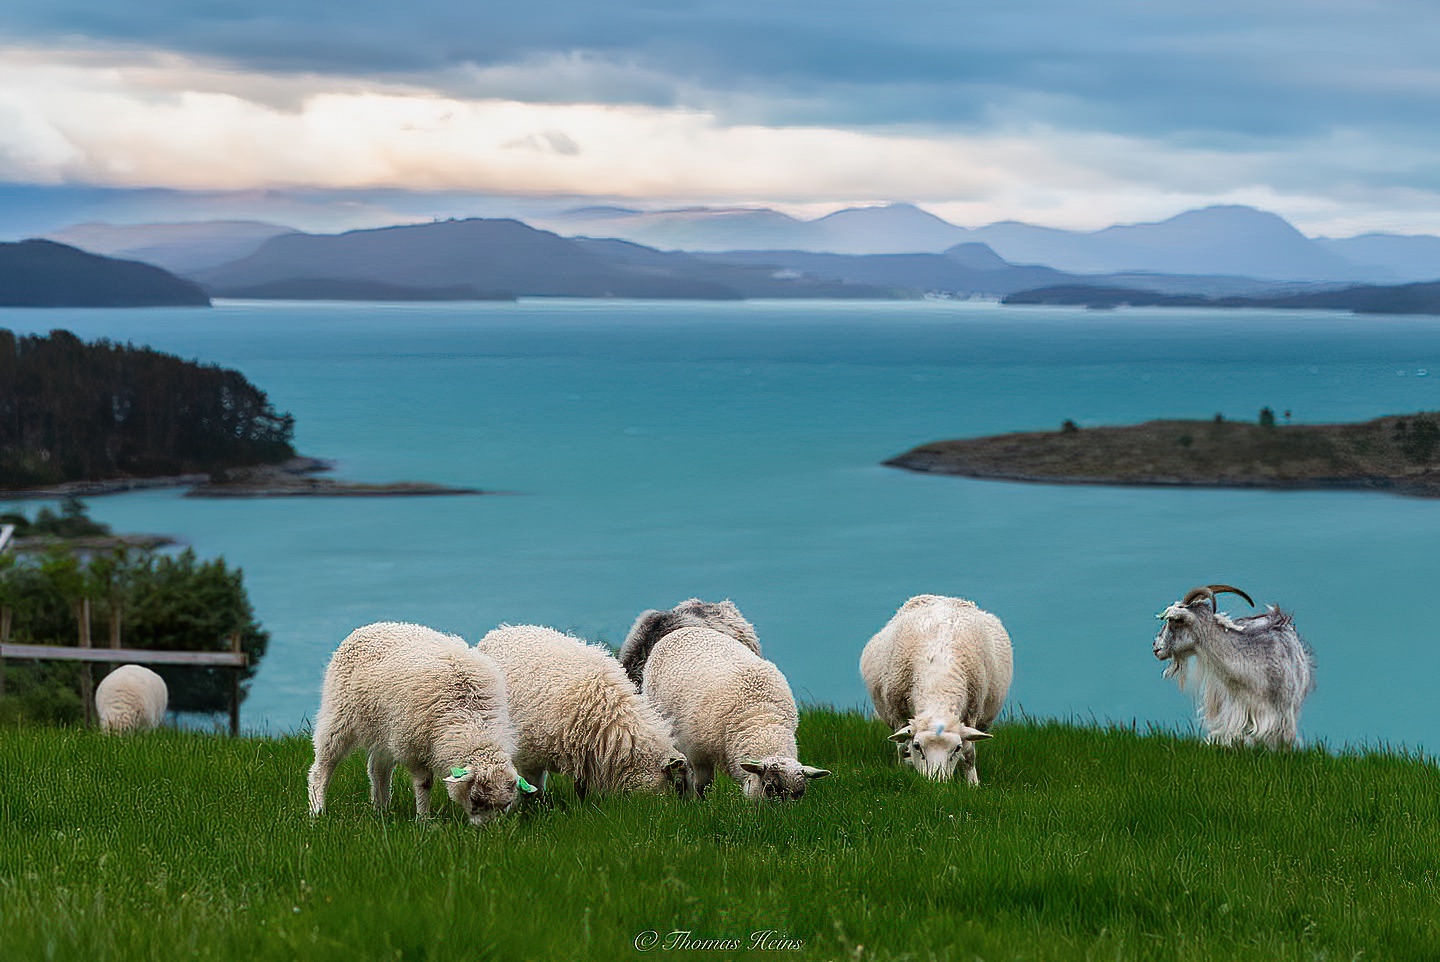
[1,329,481,499]
[885,411,1440,497]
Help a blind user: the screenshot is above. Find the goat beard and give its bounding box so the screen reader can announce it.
[1163,652,1192,686]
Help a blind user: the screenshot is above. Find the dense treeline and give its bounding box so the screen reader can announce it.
[0,503,269,723]
[0,329,296,487]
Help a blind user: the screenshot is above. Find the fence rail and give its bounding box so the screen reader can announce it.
[0,643,247,668]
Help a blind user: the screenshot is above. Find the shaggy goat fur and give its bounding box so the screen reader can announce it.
[95,664,168,732]
[1154,595,1315,747]
[859,594,1013,785]
[642,625,828,801]
[307,622,523,825]
[476,624,689,798]
[617,598,759,688]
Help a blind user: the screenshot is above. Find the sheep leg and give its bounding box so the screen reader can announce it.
[306,721,357,816]
[367,749,395,812]
[408,764,434,819]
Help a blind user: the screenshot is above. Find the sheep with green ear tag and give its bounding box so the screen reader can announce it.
[307,622,532,826]
[861,594,1013,785]
[630,610,829,802]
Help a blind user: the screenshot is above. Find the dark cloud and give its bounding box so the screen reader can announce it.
[3,0,1437,144]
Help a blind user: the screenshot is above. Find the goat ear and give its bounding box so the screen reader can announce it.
[800,766,831,780]
[958,725,992,742]
[888,725,914,743]
[739,760,765,775]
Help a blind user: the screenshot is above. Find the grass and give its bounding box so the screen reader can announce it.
[3,710,1440,961]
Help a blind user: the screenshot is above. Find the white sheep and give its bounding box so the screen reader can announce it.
[618,598,760,688]
[860,594,1013,785]
[636,623,829,801]
[476,624,689,798]
[306,622,531,825]
[94,664,168,732]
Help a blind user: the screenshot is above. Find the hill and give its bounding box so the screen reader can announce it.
[194,219,895,300]
[886,413,1440,497]
[41,221,296,275]
[3,712,1438,961]
[1003,281,1440,314]
[0,240,210,307]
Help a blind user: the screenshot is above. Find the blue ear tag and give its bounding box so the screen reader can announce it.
[516,775,538,794]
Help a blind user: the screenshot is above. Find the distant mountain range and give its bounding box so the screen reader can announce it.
[0,240,209,307]
[44,221,295,275]
[1003,282,1440,315]
[539,203,1440,284]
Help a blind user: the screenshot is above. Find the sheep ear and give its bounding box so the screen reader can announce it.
[664,755,687,774]
[738,760,765,775]
[516,775,539,794]
[958,725,992,742]
[888,725,914,743]
[800,766,831,780]
[444,766,470,784]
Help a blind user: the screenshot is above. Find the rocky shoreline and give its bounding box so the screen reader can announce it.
[1,457,486,500]
[885,413,1440,498]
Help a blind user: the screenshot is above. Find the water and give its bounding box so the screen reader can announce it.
[3,299,1438,749]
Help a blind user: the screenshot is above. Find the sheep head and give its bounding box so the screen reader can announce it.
[738,757,830,801]
[444,762,532,826]
[889,719,991,784]
[1153,583,1255,665]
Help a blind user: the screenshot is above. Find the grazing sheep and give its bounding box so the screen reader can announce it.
[637,623,829,801]
[1153,584,1315,747]
[307,622,530,825]
[94,664,167,732]
[859,594,1013,785]
[618,598,760,688]
[476,624,689,799]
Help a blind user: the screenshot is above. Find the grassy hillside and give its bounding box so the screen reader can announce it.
[3,711,1439,961]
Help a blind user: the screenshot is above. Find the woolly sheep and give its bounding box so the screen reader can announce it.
[633,621,829,801]
[94,664,168,732]
[618,598,760,689]
[1153,584,1315,747]
[307,622,530,825]
[476,624,689,798]
[860,594,1013,785]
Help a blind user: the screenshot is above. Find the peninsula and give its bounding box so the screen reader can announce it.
[885,412,1440,497]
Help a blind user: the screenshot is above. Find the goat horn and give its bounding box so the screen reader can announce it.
[1180,586,1216,610]
[1205,584,1255,608]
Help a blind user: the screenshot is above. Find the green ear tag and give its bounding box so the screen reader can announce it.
[450,767,470,779]
[517,775,538,794]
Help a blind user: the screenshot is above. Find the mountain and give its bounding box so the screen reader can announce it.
[1316,234,1440,283]
[193,218,895,300]
[0,240,210,307]
[540,202,970,255]
[970,206,1385,282]
[43,221,297,275]
[698,244,1330,299]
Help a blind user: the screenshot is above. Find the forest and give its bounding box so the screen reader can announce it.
[0,328,296,487]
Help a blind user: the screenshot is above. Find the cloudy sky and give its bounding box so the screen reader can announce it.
[2,0,1439,234]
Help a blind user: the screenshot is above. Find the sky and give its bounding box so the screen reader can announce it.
[2,0,1439,235]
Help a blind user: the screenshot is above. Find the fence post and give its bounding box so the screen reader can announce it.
[229,630,242,737]
[79,597,94,727]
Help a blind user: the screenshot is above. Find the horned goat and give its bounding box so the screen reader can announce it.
[1153,584,1315,747]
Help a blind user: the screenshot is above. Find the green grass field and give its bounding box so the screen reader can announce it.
[3,711,1439,961]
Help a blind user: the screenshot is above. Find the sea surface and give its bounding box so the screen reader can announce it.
[3,299,1438,750]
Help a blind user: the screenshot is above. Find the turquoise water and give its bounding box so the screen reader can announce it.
[3,299,1439,749]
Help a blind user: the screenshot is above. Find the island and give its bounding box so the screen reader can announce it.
[885,412,1440,497]
[1,329,481,498]
[0,239,210,307]
[1002,281,1440,316]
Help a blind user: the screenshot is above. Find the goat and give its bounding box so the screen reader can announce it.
[1152,584,1315,747]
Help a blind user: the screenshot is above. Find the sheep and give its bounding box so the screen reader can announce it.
[618,597,760,689]
[306,622,531,825]
[1153,584,1315,747]
[634,621,829,801]
[94,664,168,732]
[859,594,1013,785]
[475,624,689,798]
